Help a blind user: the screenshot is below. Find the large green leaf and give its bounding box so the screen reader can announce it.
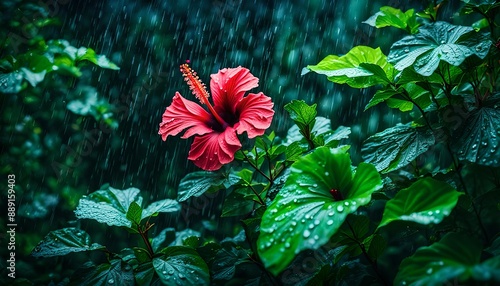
[452,107,500,167]
[363,6,419,34]
[177,170,239,202]
[31,228,104,258]
[388,21,491,76]
[257,147,382,275]
[395,232,500,285]
[73,259,134,286]
[211,243,249,280]
[461,0,500,15]
[284,100,317,133]
[362,123,435,173]
[378,178,461,228]
[75,186,180,227]
[305,46,395,88]
[75,186,142,227]
[153,246,209,285]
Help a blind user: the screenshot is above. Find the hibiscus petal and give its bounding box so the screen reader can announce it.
[187,127,242,171]
[158,92,213,141]
[235,92,275,138]
[210,67,259,114]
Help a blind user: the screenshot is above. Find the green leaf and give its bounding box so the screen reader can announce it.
[20,67,46,87]
[461,0,500,15]
[257,147,382,275]
[365,88,399,110]
[177,170,239,202]
[153,246,209,285]
[284,116,329,145]
[221,190,255,217]
[74,186,142,227]
[141,199,180,219]
[379,178,460,228]
[452,107,500,167]
[362,123,435,173]
[151,228,177,252]
[67,89,101,116]
[306,46,395,88]
[126,202,143,225]
[388,21,491,76]
[73,259,134,286]
[284,100,317,132]
[395,232,500,285]
[211,243,249,280]
[363,6,419,33]
[31,228,104,258]
[386,98,414,112]
[0,71,24,93]
[363,234,387,260]
[75,47,120,70]
[134,262,155,286]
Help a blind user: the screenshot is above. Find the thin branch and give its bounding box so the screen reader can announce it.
[239,150,272,182]
[346,220,389,286]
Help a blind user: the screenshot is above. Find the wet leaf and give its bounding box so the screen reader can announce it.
[211,243,249,280]
[284,100,317,133]
[73,259,134,286]
[379,177,461,228]
[451,107,500,167]
[221,189,255,217]
[395,232,500,285]
[151,228,176,252]
[257,147,382,275]
[0,71,24,93]
[31,228,104,258]
[154,246,209,285]
[126,202,142,225]
[363,6,419,33]
[388,21,491,76]
[362,123,435,173]
[177,170,239,202]
[74,186,142,227]
[74,47,120,70]
[306,46,395,88]
[141,199,180,219]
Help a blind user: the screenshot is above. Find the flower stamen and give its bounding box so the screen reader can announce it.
[180,63,228,128]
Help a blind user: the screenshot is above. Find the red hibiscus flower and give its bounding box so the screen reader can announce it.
[159,64,274,171]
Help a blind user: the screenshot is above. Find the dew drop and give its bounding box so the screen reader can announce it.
[336,205,344,212]
[303,230,311,238]
[404,48,409,53]
[107,279,115,284]
[327,220,333,225]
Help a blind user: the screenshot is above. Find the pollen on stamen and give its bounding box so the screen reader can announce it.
[179,63,210,103]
